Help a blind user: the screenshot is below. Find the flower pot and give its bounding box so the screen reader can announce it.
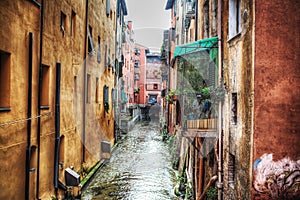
[172,95,178,101]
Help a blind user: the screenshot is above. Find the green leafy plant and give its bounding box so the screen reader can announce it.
[206,186,218,200]
[166,89,179,103]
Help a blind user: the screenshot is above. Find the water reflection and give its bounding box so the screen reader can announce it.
[82,106,180,200]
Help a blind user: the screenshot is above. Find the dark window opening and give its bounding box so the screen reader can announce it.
[0,50,11,110]
[228,153,235,185]
[59,135,65,168]
[60,11,66,37]
[231,93,237,124]
[88,26,95,55]
[104,85,109,113]
[153,84,158,90]
[104,85,109,103]
[70,10,76,37]
[41,65,50,108]
[96,77,99,103]
[97,36,101,63]
[204,0,210,38]
[30,146,37,172]
[86,74,91,103]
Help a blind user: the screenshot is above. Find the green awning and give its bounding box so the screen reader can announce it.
[173,37,218,58]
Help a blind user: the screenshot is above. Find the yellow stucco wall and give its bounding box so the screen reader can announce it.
[0,0,116,199]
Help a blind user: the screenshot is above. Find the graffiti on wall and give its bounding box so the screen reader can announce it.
[253,154,300,199]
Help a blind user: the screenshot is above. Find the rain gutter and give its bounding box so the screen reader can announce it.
[54,62,61,196]
[82,0,89,163]
[25,32,34,200]
[217,0,223,199]
[36,0,44,198]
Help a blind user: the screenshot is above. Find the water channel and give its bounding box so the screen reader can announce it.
[81,105,181,200]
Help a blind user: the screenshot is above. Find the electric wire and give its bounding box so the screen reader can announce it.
[0,112,52,127]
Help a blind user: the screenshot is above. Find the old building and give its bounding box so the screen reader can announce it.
[134,43,149,107]
[165,0,300,199]
[165,0,220,199]
[145,52,162,104]
[222,0,300,199]
[0,0,117,199]
[114,0,127,140]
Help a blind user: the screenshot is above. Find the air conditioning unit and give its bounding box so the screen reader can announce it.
[65,168,80,186]
[101,141,111,153]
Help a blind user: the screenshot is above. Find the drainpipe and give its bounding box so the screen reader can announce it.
[217,0,223,199]
[54,62,61,196]
[195,0,198,41]
[82,0,89,163]
[36,0,44,199]
[25,32,34,200]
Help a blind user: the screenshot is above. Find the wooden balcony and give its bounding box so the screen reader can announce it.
[183,118,217,137]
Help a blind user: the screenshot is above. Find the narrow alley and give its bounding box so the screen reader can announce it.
[81,105,181,200]
[0,0,299,199]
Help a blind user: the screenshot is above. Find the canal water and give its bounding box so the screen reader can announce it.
[81,105,181,200]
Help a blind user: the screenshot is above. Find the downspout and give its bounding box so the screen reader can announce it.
[195,0,198,41]
[25,32,34,200]
[82,0,89,163]
[54,62,61,196]
[37,0,44,199]
[197,138,204,199]
[217,0,223,199]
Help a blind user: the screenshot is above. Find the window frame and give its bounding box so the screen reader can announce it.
[228,0,242,39]
[0,50,11,111]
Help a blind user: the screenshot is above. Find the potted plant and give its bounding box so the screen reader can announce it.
[166,89,179,103]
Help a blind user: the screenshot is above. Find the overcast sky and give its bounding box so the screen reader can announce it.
[125,0,171,52]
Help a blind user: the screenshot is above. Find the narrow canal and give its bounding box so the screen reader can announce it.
[81,105,181,200]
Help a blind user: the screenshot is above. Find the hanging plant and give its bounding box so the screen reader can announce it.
[166,89,179,103]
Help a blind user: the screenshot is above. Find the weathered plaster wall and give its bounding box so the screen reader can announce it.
[0,0,40,199]
[0,0,116,199]
[254,0,300,162]
[253,1,300,198]
[222,0,254,199]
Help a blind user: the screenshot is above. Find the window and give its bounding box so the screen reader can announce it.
[70,10,76,37]
[60,11,66,36]
[0,51,11,111]
[30,146,37,172]
[106,0,110,16]
[97,36,101,63]
[104,85,109,103]
[88,26,95,55]
[104,85,109,113]
[111,89,115,106]
[86,74,91,103]
[229,0,241,38]
[153,84,158,90]
[231,93,237,124]
[228,153,235,187]
[95,77,99,103]
[59,135,65,168]
[41,65,50,108]
[204,0,210,38]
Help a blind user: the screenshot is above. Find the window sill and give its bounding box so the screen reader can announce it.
[227,32,242,43]
[29,0,41,8]
[40,106,50,110]
[0,107,11,112]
